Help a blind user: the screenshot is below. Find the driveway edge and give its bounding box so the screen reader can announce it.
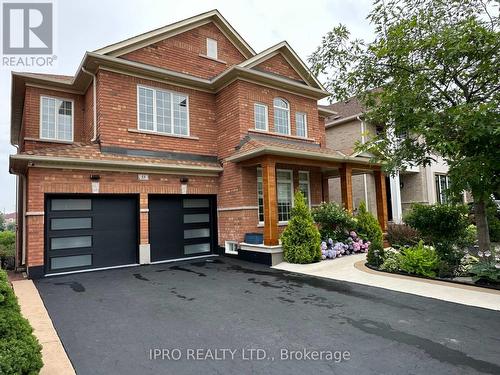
[11,279,76,375]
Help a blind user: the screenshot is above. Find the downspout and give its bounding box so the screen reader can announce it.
[81,67,97,142]
[358,117,369,208]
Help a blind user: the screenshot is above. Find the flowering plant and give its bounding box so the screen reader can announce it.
[320,231,370,260]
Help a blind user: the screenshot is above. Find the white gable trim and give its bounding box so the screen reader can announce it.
[94,10,255,59]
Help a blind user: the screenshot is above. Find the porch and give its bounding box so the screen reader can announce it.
[226,142,388,248]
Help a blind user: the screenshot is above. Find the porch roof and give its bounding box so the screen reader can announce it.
[225,136,381,169]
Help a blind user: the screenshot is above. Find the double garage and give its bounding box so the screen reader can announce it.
[44,194,218,275]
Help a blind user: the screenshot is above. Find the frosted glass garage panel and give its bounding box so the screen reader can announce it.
[184,228,210,239]
[184,243,210,255]
[51,218,92,230]
[51,236,92,250]
[51,255,92,270]
[183,213,209,224]
[183,199,209,208]
[51,199,91,211]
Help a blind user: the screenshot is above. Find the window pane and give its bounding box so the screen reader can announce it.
[254,104,267,130]
[183,214,209,224]
[156,90,172,133]
[298,172,310,206]
[51,199,91,211]
[41,97,56,139]
[183,199,209,208]
[257,179,264,222]
[296,112,306,137]
[57,100,73,141]
[51,236,92,250]
[51,218,92,230]
[51,255,92,270]
[274,107,289,134]
[184,243,210,255]
[207,38,218,59]
[277,170,292,180]
[138,87,154,131]
[184,228,210,239]
[173,94,188,135]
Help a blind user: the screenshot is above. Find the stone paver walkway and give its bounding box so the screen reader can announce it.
[274,253,500,311]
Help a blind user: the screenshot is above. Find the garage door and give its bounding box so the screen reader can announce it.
[149,195,217,262]
[45,195,138,274]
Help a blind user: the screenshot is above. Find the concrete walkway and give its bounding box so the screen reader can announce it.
[274,253,500,311]
[11,279,76,375]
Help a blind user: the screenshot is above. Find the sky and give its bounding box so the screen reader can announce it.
[0,0,375,213]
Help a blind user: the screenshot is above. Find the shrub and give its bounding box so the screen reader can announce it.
[380,250,402,272]
[487,199,500,242]
[0,231,15,270]
[282,191,321,264]
[312,202,355,241]
[0,269,43,374]
[386,223,420,249]
[399,241,440,278]
[404,203,469,273]
[469,263,500,284]
[356,202,384,266]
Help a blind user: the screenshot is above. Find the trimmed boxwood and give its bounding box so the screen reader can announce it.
[0,270,43,375]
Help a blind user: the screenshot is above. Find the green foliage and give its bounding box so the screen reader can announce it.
[380,251,402,272]
[0,213,4,231]
[0,269,43,374]
[0,231,15,270]
[309,0,500,252]
[487,200,500,242]
[399,241,440,278]
[356,202,384,266]
[312,202,355,241]
[469,263,500,284]
[5,222,16,232]
[282,191,322,264]
[386,223,420,249]
[404,204,469,274]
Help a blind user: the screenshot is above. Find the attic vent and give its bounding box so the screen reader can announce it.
[206,38,218,59]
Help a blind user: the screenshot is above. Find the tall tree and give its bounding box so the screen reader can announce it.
[309,0,500,250]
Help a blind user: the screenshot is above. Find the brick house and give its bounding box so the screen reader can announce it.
[323,97,465,223]
[9,10,387,278]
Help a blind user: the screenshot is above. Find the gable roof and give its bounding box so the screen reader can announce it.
[324,97,365,126]
[94,9,255,59]
[238,41,326,91]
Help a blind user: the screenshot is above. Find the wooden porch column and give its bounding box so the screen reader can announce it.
[322,174,330,202]
[339,164,353,212]
[262,158,279,246]
[374,170,388,231]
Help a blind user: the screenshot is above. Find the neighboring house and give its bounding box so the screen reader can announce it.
[4,212,16,224]
[322,97,459,223]
[9,10,388,278]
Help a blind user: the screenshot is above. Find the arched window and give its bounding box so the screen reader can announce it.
[273,98,290,135]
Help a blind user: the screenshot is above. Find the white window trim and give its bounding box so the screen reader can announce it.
[206,38,218,59]
[298,170,311,208]
[435,173,450,204]
[224,241,238,255]
[39,96,75,142]
[273,97,291,135]
[295,112,308,138]
[136,85,190,136]
[277,169,294,224]
[254,103,269,131]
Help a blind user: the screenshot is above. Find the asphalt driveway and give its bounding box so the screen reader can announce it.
[35,257,500,375]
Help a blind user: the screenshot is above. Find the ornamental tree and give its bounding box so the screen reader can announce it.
[309,0,500,251]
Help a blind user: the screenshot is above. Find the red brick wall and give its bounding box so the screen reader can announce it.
[96,70,218,155]
[21,86,86,151]
[121,22,246,79]
[25,168,218,267]
[253,53,304,82]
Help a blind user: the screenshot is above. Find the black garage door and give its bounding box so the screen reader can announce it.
[45,195,138,274]
[149,195,217,262]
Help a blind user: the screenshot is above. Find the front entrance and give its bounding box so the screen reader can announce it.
[149,195,217,262]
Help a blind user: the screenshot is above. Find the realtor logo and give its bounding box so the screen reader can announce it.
[2,2,53,54]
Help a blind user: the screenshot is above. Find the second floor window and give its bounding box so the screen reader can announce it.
[138,86,188,136]
[254,103,268,131]
[206,38,218,59]
[41,96,73,141]
[295,112,307,137]
[273,98,290,135]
